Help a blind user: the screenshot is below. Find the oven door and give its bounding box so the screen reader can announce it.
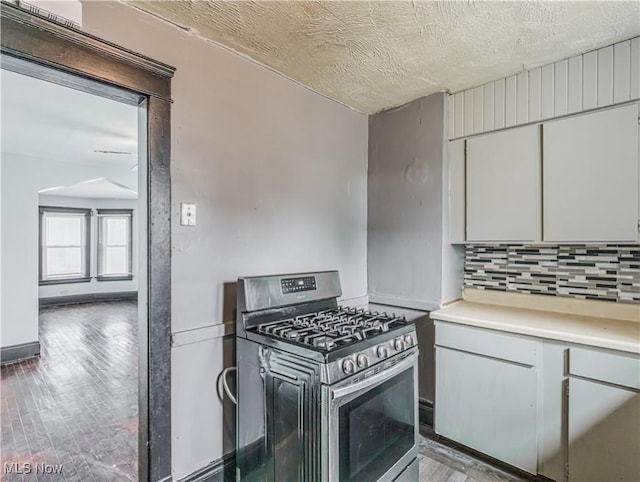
[324,349,419,482]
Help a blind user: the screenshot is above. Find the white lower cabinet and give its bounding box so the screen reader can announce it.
[568,378,640,482]
[567,346,640,482]
[435,322,539,473]
[435,346,538,473]
[434,321,640,481]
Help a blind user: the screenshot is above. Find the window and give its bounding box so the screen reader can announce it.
[40,207,90,284]
[97,210,133,280]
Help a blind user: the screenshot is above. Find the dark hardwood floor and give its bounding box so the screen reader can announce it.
[1,300,528,482]
[1,301,138,482]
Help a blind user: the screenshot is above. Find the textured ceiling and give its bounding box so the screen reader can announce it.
[130,1,640,113]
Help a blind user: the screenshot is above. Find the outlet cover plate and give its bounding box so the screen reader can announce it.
[181,202,196,226]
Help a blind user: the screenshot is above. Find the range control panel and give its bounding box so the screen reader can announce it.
[281,276,317,294]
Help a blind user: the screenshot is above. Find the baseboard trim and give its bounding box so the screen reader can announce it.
[369,294,440,312]
[338,295,370,307]
[1,341,41,364]
[421,429,541,481]
[419,399,433,427]
[39,291,138,307]
[171,322,235,348]
[178,452,235,482]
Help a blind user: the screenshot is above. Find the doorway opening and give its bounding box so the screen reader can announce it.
[1,5,174,479]
[1,67,145,479]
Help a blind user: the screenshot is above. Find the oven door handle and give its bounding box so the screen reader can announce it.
[331,350,418,400]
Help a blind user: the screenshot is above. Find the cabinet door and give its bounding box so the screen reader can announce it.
[568,378,640,482]
[543,104,639,242]
[466,124,541,241]
[435,346,538,473]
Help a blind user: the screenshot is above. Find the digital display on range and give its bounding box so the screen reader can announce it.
[281,276,317,294]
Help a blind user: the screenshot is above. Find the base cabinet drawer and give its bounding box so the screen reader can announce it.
[435,321,537,366]
[435,346,538,474]
[569,345,640,390]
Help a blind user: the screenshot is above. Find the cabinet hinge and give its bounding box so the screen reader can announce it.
[564,463,570,481]
[564,383,569,396]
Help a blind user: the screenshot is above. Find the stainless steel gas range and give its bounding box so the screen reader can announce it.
[235,271,419,481]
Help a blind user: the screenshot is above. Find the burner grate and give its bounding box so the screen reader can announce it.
[255,307,407,351]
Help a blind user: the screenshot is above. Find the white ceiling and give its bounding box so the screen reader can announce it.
[131,1,640,113]
[0,69,138,168]
[39,178,138,199]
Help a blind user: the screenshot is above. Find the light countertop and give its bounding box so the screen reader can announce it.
[431,292,640,354]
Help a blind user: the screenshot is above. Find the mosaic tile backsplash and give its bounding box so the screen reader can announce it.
[464,244,639,303]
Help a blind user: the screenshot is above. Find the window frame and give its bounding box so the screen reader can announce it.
[39,206,91,285]
[97,208,134,282]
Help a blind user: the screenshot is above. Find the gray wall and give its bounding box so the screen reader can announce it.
[368,93,455,310]
[82,3,369,479]
[368,92,463,404]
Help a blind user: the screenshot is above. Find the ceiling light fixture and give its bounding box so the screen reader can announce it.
[94,150,135,155]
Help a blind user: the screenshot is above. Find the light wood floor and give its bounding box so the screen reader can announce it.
[418,434,528,482]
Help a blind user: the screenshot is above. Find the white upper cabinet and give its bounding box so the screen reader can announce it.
[448,139,466,244]
[543,104,639,242]
[466,124,541,242]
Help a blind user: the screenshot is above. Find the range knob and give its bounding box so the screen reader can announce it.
[356,353,370,368]
[404,334,415,347]
[376,346,390,359]
[394,338,406,351]
[342,358,356,374]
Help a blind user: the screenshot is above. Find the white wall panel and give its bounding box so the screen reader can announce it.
[464,89,474,136]
[473,85,484,134]
[554,59,568,116]
[614,40,631,103]
[528,67,541,122]
[517,71,529,124]
[597,45,614,107]
[454,91,464,138]
[505,75,517,127]
[582,50,598,110]
[567,56,583,114]
[541,64,554,119]
[483,82,495,131]
[448,94,455,140]
[494,78,506,129]
[448,37,640,139]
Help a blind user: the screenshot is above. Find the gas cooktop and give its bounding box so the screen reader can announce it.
[254,306,410,351]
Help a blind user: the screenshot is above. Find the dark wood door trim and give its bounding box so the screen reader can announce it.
[1,1,173,101]
[1,3,174,481]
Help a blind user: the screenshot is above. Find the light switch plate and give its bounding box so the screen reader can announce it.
[180,202,196,226]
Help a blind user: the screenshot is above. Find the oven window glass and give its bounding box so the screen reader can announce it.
[338,366,415,481]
